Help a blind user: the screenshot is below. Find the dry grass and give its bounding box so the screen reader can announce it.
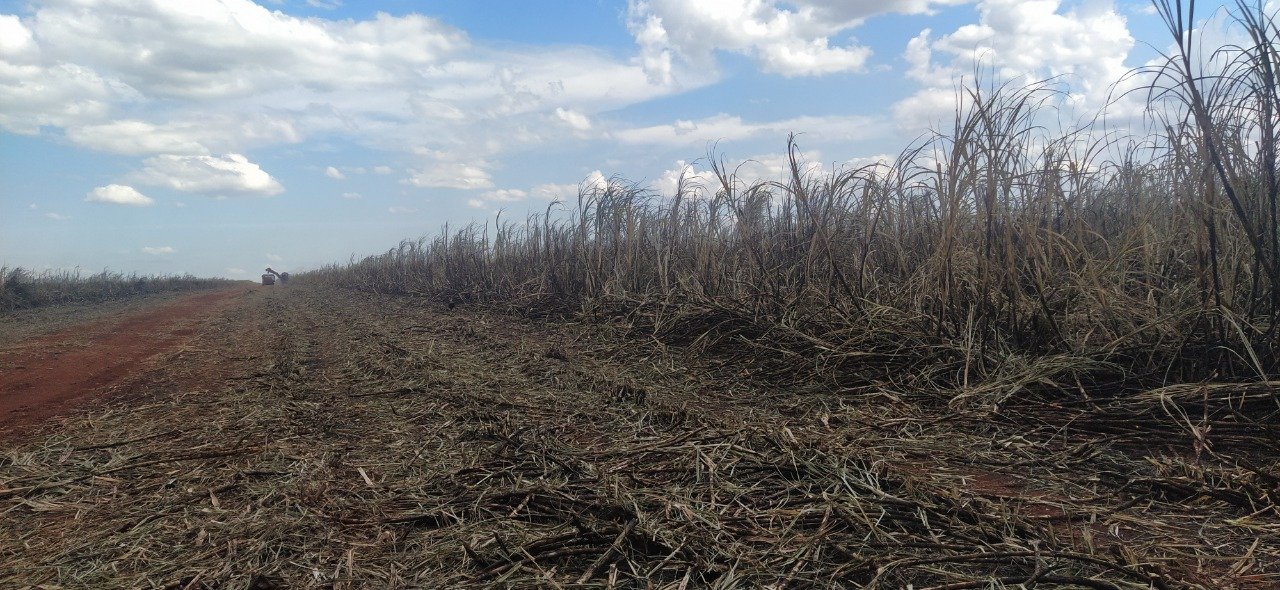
[0,266,234,313]
[2,286,1275,588]
[2,2,1278,588]
[308,2,1280,404]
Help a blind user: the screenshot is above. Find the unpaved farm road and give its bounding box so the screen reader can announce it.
[0,286,246,436]
[0,285,1276,589]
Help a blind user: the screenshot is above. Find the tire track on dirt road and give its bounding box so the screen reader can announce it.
[0,286,253,436]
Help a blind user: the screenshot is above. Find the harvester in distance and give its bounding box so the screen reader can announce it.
[261,267,290,286]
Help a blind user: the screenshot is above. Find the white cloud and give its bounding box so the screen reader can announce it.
[615,113,882,147]
[846,153,895,169]
[655,160,711,197]
[554,107,592,132]
[65,115,300,156]
[142,246,176,255]
[893,0,1135,128]
[406,150,494,189]
[0,14,141,135]
[1,2,701,167]
[226,267,247,276]
[134,153,284,196]
[467,188,530,208]
[627,0,965,79]
[28,1,466,100]
[0,13,34,56]
[407,164,493,190]
[734,151,826,183]
[86,184,155,206]
[266,253,283,262]
[530,184,575,201]
[43,212,70,221]
[2,0,729,212]
[654,154,850,199]
[341,191,363,199]
[325,166,345,180]
[531,170,610,201]
[67,120,209,155]
[631,11,675,84]
[903,28,936,83]
[68,113,300,156]
[479,188,527,202]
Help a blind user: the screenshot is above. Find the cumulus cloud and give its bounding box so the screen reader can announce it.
[0,0,702,185]
[28,1,466,100]
[654,160,711,197]
[142,246,176,255]
[86,184,155,206]
[372,166,393,175]
[43,212,70,221]
[893,0,1136,128]
[341,191,363,199]
[325,166,345,180]
[133,153,284,196]
[627,0,965,80]
[0,15,132,134]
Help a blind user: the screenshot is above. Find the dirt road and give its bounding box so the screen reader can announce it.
[0,286,1275,588]
[0,287,247,435]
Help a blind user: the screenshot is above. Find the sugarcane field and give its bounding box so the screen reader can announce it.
[2,1,1279,588]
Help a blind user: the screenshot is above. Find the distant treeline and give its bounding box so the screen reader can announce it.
[0,267,235,312]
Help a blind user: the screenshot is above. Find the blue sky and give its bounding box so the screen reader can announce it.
[0,0,1235,278]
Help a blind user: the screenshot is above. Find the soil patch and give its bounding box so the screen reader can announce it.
[0,286,249,436]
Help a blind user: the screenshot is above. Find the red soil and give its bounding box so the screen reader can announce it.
[0,287,246,437]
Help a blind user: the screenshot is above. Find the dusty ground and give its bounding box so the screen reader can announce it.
[0,286,1276,588]
[0,286,247,435]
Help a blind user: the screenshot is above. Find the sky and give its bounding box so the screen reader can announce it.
[0,0,1241,278]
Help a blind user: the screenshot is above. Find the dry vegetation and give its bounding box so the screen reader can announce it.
[3,286,1276,588]
[312,1,1279,397]
[0,266,233,312]
[2,1,1279,588]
